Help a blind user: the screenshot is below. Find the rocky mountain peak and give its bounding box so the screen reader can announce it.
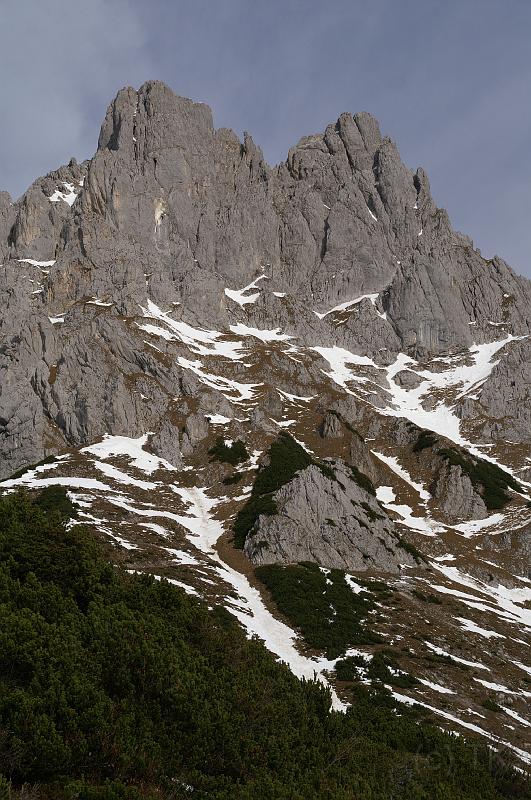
[1,82,530,762]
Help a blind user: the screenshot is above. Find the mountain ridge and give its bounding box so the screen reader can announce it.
[0,80,530,764]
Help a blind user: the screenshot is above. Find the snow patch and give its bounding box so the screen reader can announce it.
[18,258,56,268]
[48,182,77,206]
[456,618,505,639]
[81,434,177,475]
[224,276,267,306]
[376,486,396,503]
[425,642,489,670]
[177,357,261,403]
[419,679,455,695]
[91,460,158,490]
[372,451,430,500]
[313,293,380,320]
[206,414,232,425]
[141,300,244,361]
[229,322,291,342]
[389,690,531,765]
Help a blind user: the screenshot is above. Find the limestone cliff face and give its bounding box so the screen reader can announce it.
[0,80,530,483]
[244,462,416,572]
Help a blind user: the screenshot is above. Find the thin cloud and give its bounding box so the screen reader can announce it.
[0,0,529,277]
[0,0,153,199]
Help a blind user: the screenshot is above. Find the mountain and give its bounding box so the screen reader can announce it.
[0,81,530,768]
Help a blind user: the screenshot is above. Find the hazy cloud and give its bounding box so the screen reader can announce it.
[1,0,529,276]
[0,0,153,196]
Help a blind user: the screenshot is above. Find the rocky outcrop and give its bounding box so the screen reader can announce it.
[471,338,531,443]
[181,413,209,455]
[244,462,417,573]
[433,463,488,522]
[320,411,343,438]
[149,419,183,468]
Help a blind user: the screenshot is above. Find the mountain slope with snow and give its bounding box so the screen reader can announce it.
[0,81,529,765]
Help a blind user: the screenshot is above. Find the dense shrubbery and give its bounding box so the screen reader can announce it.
[0,488,529,799]
[413,430,439,452]
[411,430,524,509]
[334,654,368,681]
[367,651,421,689]
[233,494,277,548]
[233,434,316,548]
[255,562,383,658]
[8,455,57,481]
[336,649,422,689]
[439,447,521,509]
[222,471,243,485]
[208,437,249,466]
[252,433,313,496]
[395,536,425,564]
[349,464,376,495]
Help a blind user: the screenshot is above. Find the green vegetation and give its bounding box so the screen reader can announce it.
[356,577,393,595]
[233,433,337,548]
[482,698,503,713]
[349,465,376,496]
[334,654,368,681]
[439,447,521,509]
[368,651,420,690]
[233,432,378,549]
[0,489,528,798]
[424,652,469,671]
[395,536,425,564]
[361,501,385,521]
[413,430,439,452]
[337,646,423,691]
[412,589,443,605]
[208,437,249,466]
[222,471,243,486]
[9,455,57,481]
[252,433,310,496]
[233,494,277,548]
[254,562,382,658]
[32,484,77,518]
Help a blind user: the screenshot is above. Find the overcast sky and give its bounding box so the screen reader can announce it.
[1,0,530,277]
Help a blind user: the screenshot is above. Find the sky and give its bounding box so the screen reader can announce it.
[1,0,530,277]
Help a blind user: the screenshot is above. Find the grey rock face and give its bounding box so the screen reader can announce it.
[149,419,183,468]
[244,462,416,573]
[320,411,343,438]
[473,338,531,443]
[181,413,209,455]
[0,78,530,485]
[434,463,488,523]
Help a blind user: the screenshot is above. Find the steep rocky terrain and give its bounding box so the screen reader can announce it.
[0,81,529,766]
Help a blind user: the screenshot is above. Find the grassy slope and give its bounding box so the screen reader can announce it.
[0,489,528,799]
